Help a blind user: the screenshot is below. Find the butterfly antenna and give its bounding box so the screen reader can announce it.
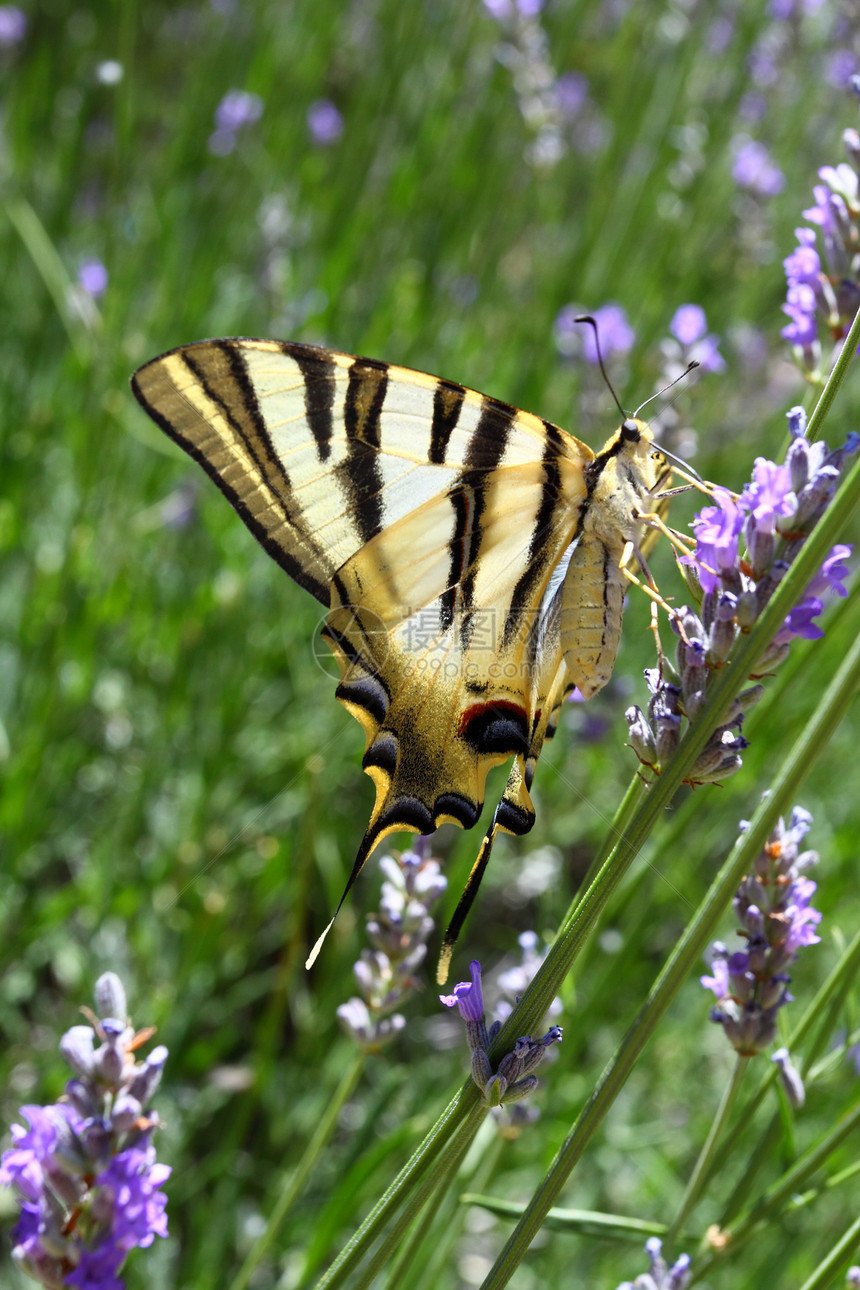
[574,315,627,421]
[633,360,699,419]
[633,361,703,483]
[436,823,499,985]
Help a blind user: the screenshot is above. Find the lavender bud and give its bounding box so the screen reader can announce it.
[471,1047,493,1091]
[793,464,840,529]
[626,704,657,765]
[654,712,682,764]
[786,405,807,440]
[499,1075,539,1104]
[94,1020,126,1085]
[94,972,127,1023]
[127,1045,168,1107]
[786,435,810,494]
[754,559,788,615]
[746,521,775,578]
[59,1025,96,1078]
[735,589,759,628]
[63,1078,100,1119]
[110,1094,143,1133]
[708,595,737,664]
[79,1119,113,1172]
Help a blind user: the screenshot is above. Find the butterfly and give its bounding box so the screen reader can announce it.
[132,338,672,980]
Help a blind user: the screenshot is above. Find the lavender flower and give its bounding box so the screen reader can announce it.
[307,100,343,146]
[668,304,725,374]
[782,126,860,365]
[0,4,25,45]
[556,302,635,363]
[208,89,263,156]
[617,1237,691,1290]
[337,839,446,1051]
[78,259,108,300]
[440,960,561,1108]
[731,137,785,196]
[1,973,169,1289]
[625,407,856,785]
[701,808,820,1056]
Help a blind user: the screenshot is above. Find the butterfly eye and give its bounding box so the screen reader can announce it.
[620,418,640,443]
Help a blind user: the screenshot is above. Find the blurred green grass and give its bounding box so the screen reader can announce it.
[2,1,860,1287]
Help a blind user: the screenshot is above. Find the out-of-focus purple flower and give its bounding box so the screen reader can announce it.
[338,842,446,1051]
[670,304,707,346]
[78,258,109,299]
[554,71,588,117]
[0,5,25,45]
[307,99,344,146]
[783,229,821,286]
[669,304,726,373]
[556,302,635,364]
[215,88,263,133]
[827,49,859,91]
[702,808,820,1056]
[732,137,785,196]
[1,973,169,1290]
[209,89,263,155]
[768,0,826,15]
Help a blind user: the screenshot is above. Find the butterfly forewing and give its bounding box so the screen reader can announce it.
[132,338,664,970]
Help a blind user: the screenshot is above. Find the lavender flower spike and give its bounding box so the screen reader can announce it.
[441,959,562,1110]
[702,808,821,1056]
[1,972,170,1290]
[338,841,447,1052]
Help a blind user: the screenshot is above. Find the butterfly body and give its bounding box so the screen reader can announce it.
[131,339,668,964]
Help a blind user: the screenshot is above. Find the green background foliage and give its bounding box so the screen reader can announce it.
[2,1,859,1286]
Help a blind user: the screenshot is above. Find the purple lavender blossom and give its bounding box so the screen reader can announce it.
[440,959,485,1021]
[0,5,25,45]
[307,99,344,146]
[619,1237,691,1290]
[783,131,860,360]
[702,808,820,1055]
[441,959,561,1108]
[208,89,263,155]
[0,974,170,1289]
[556,302,635,364]
[78,258,109,299]
[554,71,588,117]
[731,137,785,196]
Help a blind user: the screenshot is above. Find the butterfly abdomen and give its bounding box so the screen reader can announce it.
[559,532,626,700]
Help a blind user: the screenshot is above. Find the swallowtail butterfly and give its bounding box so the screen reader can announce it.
[132,339,671,978]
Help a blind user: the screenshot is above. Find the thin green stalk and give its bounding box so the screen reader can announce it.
[349,1110,485,1290]
[311,1099,487,1290]
[667,1056,749,1243]
[4,196,96,362]
[694,1099,860,1282]
[478,631,860,1290]
[796,1215,860,1290]
[461,1196,689,1243]
[228,1051,367,1290]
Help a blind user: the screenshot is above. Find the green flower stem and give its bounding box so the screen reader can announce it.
[392,1128,504,1290]
[694,1098,860,1282]
[795,1215,860,1290]
[348,1108,486,1290]
[461,1195,691,1243]
[667,1056,750,1244]
[312,1097,487,1290]
[805,305,860,441]
[477,629,860,1290]
[227,1051,366,1290]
